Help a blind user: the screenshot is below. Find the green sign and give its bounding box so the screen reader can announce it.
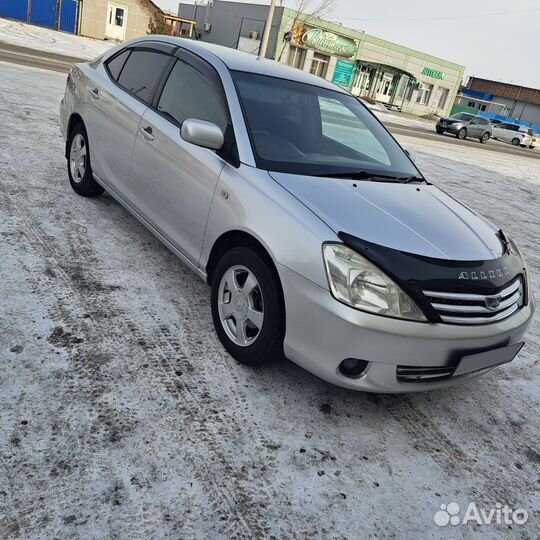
[422,67,446,80]
[332,58,355,87]
[302,28,358,58]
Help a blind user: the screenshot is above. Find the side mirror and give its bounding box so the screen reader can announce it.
[181,118,224,150]
[404,148,417,163]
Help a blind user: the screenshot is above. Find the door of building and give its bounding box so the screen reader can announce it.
[105,3,128,41]
[375,72,394,103]
[30,0,56,28]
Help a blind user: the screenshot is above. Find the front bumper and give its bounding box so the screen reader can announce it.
[437,122,462,134]
[278,264,534,393]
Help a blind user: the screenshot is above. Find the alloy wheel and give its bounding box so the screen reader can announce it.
[217,265,264,347]
[69,133,87,183]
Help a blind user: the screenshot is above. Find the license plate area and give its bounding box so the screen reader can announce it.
[454,342,524,376]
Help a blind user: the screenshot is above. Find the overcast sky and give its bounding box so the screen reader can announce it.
[156,0,540,87]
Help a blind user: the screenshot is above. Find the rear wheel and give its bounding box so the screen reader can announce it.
[211,247,285,367]
[511,137,520,146]
[480,132,490,144]
[457,128,467,140]
[436,127,444,134]
[67,122,103,197]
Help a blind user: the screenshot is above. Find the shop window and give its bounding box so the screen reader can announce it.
[287,46,306,69]
[416,83,433,105]
[310,53,330,78]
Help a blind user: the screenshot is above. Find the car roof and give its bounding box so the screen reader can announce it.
[119,36,348,94]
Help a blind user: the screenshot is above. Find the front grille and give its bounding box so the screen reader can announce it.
[423,277,523,325]
[397,365,455,383]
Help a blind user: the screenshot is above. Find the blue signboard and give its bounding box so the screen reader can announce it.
[332,59,355,87]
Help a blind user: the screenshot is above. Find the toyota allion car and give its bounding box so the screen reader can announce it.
[436,112,492,143]
[60,37,534,392]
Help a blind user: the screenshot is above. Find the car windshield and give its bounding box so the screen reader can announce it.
[451,113,475,121]
[232,71,419,179]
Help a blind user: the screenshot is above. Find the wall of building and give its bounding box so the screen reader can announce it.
[80,0,154,41]
[275,8,464,117]
[467,77,540,106]
[178,0,283,58]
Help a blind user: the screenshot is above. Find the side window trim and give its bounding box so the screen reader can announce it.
[104,48,132,81]
[104,43,176,107]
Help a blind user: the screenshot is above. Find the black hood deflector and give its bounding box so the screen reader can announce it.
[339,231,527,323]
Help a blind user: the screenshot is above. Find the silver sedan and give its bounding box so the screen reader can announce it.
[60,37,534,392]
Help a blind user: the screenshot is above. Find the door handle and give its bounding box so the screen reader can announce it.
[140,126,154,141]
[89,87,100,99]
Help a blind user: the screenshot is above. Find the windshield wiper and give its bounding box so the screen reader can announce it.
[310,171,426,183]
[398,175,426,184]
[310,171,406,181]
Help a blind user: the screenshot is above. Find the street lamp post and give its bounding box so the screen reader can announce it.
[258,0,276,59]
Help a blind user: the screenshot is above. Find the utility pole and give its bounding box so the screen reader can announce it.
[258,0,276,59]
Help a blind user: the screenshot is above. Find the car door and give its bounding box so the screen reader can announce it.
[84,44,173,193]
[496,124,510,141]
[128,50,232,265]
[468,117,482,137]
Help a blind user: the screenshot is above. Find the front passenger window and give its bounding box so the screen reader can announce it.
[157,59,228,132]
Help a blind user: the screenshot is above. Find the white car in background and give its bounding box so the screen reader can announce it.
[491,123,535,148]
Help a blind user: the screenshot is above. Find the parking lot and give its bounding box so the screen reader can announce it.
[1,61,539,539]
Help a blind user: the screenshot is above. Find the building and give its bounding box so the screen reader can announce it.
[178,0,465,117]
[79,0,196,42]
[1,0,79,33]
[0,0,195,42]
[464,77,540,127]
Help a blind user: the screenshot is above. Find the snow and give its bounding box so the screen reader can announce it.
[0,17,113,59]
[1,60,539,539]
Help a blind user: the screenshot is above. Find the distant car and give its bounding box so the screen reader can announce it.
[492,123,534,148]
[436,113,492,143]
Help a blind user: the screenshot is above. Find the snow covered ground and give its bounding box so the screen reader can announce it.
[1,61,539,539]
[0,17,113,59]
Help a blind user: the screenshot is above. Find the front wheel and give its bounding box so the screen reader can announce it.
[511,138,520,146]
[480,132,490,144]
[67,122,104,197]
[211,247,285,367]
[436,127,444,134]
[457,128,467,140]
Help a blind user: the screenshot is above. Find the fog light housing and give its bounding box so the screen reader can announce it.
[338,358,369,378]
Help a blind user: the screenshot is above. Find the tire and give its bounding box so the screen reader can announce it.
[511,138,520,147]
[67,122,104,197]
[529,146,535,149]
[480,132,490,144]
[457,128,467,140]
[436,127,444,134]
[211,246,285,367]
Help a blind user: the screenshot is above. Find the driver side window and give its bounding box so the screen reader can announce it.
[157,59,228,132]
[318,97,391,165]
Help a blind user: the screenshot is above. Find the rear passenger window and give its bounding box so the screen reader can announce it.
[157,59,228,131]
[117,49,171,104]
[106,49,130,81]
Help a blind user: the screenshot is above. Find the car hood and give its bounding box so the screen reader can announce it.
[269,172,504,261]
[440,117,464,124]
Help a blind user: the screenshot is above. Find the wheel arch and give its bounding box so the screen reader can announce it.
[205,230,281,289]
[65,113,85,158]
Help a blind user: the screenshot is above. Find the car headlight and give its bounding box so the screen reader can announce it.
[323,244,427,321]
